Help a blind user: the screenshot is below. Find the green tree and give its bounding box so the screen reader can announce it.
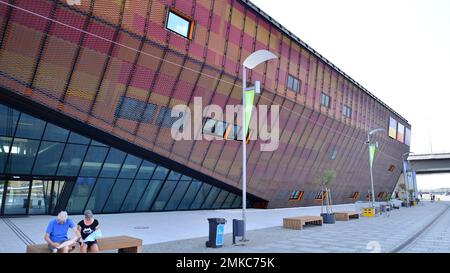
[316,169,336,214]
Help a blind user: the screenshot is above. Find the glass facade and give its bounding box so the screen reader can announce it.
[0,102,246,215]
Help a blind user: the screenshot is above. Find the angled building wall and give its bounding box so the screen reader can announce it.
[0,0,410,214]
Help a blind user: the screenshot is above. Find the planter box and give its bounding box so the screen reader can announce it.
[320,213,336,224]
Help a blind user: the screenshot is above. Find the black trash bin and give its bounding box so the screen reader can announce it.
[206,218,227,248]
[232,219,245,244]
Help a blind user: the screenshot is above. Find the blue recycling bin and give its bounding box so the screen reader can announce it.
[206,218,226,248]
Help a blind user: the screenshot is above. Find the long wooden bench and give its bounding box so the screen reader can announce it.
[26,236,142,253]
[283,216,323,230]
[335,211,360,221]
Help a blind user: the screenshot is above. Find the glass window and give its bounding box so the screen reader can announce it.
[5,138,40,174]
[287,75,301,92]
[135,161,156,179]
[397,123,405,143]
[190,184,212,209]
[103,179,133,213]
[0,180,4,209]
[167,170,181,180]
[178,180,202,210]
[32,142,65,175]
[66,177,96,214]
[90,140,108,147]
[78,146,109,177]
[389,117,397,139]
[405,128,411,146]
[118,154,142,178]
[212,190,229,209]
[151,166,169,180]
[85,178,115,213]
[156,107,179,128]
[15,113,46,139]
[28,180,47,215]
[321,93,331,108]
[151,180,178,211]
[56,144,87,176]
[0,136,13,173]
[0,104,20,136]
[115,97,157,123]
[67,131,90,144]
[201,186,221,209]
[164,180,191,211]
[221,193,237,209]
[203,119,226,138]
[136,180,164,212]
[42,123,69,142]
[120,179,151,212]
[180,175,192,181]
[166,10,193,39]
[232,196,242,209]
[99,148,126,178]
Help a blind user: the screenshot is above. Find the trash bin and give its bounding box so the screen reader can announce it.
[205,218,226,248]
[232,219,244,244]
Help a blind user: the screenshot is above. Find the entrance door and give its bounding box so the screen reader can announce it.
[28,180,52,215]
[3,180,31,215]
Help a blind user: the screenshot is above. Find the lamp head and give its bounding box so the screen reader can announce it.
[243,50,278,69]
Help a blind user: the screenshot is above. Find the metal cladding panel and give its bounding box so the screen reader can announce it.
[0,0,410,208]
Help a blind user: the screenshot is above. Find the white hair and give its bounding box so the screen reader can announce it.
[57,211,68,222]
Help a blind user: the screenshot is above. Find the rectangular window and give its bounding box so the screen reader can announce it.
[314,191,326,201]
[203,118,252,143]
[350,192,360,200]
[166,10,194,39]
[321,93,331,108]
[405,128,411,146]
[287,75,301,93]
[388,116,397,139]
[397,123,405,143]
[202,118,226,138]
[116,97,157,123]
[289,190,304,201]
[342,105,352,118]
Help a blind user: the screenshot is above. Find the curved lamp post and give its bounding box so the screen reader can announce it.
[366,128,386,208]
[241,50,277,241]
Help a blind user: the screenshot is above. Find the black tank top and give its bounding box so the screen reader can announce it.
[78,219,99,240]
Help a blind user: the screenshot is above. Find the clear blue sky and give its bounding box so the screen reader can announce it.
[253,0,450,154]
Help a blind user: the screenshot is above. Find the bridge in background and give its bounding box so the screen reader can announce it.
[408,153,450,174]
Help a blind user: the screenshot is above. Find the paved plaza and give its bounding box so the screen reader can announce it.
[143,202,448,253]
[0,201,448,253]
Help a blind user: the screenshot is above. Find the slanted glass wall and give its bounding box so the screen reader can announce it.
[0,102,247,215]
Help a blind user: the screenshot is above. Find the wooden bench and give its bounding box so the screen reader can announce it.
[335,211,360,221]
[26,236,142,253]
[283,216,323,230]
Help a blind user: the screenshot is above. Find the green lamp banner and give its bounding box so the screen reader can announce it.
[244,88,255,135]
[369,143,376,167]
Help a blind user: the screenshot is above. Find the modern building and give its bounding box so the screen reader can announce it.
[0,0,410,216]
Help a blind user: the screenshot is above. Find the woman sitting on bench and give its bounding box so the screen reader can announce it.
[77,210,101,253]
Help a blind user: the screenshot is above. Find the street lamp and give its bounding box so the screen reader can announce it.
[402,151,414,206]
[241,50,277,241]
[366,128,386,208]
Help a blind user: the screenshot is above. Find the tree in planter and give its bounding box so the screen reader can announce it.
[316,169,336,224]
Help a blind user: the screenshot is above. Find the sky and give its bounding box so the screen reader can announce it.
[252,0,450,154]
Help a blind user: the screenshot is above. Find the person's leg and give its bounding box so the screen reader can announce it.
[60,246,69,253]
[80,243,88,253]
[88,243,99,253]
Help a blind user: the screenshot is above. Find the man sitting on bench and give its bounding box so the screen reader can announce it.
[44,211,80,253]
